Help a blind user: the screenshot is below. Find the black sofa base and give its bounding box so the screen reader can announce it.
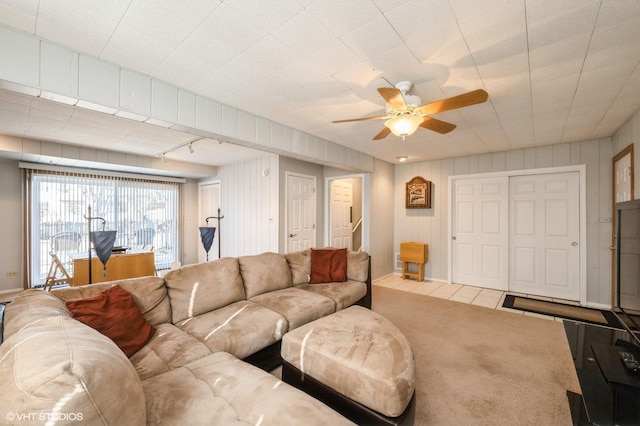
[281,360,415,426]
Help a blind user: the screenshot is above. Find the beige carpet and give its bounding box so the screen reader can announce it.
[371,286,581,426]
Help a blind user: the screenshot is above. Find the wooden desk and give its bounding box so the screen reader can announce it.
[71,251,155,285]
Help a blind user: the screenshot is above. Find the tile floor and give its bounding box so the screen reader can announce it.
[374,274,566,323]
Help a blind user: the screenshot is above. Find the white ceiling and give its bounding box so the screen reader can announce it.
[1,0,640,168]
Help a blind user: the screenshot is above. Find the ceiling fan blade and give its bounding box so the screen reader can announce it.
[377,87,407,110]
[420,117,457,134]
[332,115,388,123]
[416,89,488,116]
[372,127,391,140]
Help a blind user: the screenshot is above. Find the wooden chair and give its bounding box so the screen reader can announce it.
[44,251,73,291]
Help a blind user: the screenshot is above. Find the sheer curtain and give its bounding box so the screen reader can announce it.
[25,168,180,287]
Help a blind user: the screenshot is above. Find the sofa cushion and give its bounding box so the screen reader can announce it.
[296,281,367,310]
[310,248,347,283]
[176,300,287,359]
[250,287,336,330]
[164,257,245,323]
[2,289,70,340]
[286,249,311,285]
[142,351,354,426]
[130,323,212,380]
[53,276,171,326]
[239,252,292,298]
[0,315,146,425]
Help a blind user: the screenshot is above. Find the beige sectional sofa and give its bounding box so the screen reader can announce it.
[0,249,370,425]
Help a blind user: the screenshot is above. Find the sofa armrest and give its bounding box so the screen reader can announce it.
[357,256,372,309]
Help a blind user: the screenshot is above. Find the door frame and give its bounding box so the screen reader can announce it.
[324,174,366,250]
[329,180,354,249]
[448,165,587,305]
[611,144,634,308]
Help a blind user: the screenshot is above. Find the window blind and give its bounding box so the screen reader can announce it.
[26,168,180,287]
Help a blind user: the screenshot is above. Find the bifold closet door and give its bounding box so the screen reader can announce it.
[509,172,580,300]
[451,177,509,291]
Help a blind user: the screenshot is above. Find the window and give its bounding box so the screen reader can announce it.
[26,168,180,287]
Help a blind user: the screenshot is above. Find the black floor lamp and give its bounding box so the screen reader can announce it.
[200,208,224,261]
[84,206,116,283]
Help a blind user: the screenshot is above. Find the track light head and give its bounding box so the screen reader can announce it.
[159,153,166,163]
[188,143,195,153]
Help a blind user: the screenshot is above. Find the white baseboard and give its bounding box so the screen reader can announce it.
[0,288,23,303]
[584,302,612,310]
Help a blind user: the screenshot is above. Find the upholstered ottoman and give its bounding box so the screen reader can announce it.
[281,306,416,425]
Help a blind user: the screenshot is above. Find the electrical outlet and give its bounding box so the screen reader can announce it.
[6,271,18,277]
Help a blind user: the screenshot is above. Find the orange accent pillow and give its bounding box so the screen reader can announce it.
[310,248,347,283]
[66,285,155,357]
[331,248,347,282]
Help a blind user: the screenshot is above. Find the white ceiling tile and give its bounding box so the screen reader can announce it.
[0,0,39,33]
[340,16,406,62]
[270,10,335,55]
[331,61,384,92]
[225,0,303,32]
[303,39,363,78]
[305,0,382,37]
[36,0,131,57]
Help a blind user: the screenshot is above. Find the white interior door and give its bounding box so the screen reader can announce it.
[509,172,580,300]
[286,173,315,252]
[451,177,509,290]
[198,181,220,262]
[330,180,353,249]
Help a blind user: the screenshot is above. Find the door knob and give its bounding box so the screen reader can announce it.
[571,242,578,247]
[289,233,297,238]
[452,236,456,240]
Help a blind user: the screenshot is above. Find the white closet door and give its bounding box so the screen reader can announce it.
[509,172,580,300]
[452,177,509,290]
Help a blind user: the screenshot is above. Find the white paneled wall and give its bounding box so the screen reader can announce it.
[369,159,395,279]
[219,154,279,257]
[394,138,613,306]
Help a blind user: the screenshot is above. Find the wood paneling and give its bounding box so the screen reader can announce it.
[219,154,279,257]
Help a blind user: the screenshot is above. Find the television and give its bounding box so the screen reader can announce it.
[615,199,640,348]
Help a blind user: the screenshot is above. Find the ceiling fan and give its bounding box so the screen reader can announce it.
[332,81,488,140]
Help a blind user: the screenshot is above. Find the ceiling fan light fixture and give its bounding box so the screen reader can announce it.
[385,114,423,140]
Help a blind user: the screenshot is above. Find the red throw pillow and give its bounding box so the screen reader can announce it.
[310,248,348,283]
[66,285,155,357]
[331,248,347,282]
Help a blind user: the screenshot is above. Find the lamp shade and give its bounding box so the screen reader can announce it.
[384,114,423,139]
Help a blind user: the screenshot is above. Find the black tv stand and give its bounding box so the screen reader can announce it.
[564,321,640,425]
[591,343,640,385]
